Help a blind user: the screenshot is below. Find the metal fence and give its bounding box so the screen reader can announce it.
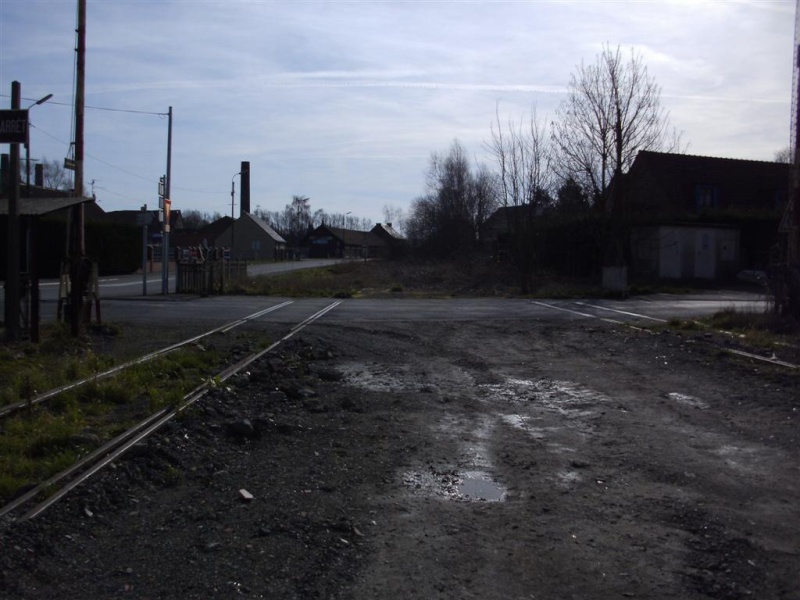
[175,260,247,295]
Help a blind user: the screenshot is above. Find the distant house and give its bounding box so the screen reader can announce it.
[170,216,234,251]
[215,212,287,261]
[304,224,387,259]
[370,222,407,258]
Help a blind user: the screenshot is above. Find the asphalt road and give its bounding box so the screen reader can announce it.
[2,258,769,331]
[61,290,768,331]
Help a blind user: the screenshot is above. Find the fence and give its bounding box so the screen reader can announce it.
[175,260,247,295]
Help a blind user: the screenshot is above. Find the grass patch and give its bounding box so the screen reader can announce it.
[667,307,799,359]
[236,259,524,298]
[0,324,117,408]
[234,258,737,300]
[0,326,266,505]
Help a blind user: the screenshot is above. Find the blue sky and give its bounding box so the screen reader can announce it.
[1,0,795,226]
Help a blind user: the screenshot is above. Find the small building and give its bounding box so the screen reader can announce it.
[617,151,790,280]
[215,212,287,261]
[370,222,407,258]
[305,224,386,259]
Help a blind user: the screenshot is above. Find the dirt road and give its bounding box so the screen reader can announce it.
[1,317,798,599]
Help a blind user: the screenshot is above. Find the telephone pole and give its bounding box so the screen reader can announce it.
[69,0,87,335]
[4,81,22,341]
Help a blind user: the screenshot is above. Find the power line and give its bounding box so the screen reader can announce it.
[1,94,168,116]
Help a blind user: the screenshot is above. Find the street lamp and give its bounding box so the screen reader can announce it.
[231,171,241,256]
[25,93,53,196]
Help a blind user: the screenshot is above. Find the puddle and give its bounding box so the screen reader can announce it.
[403,468,506,502]
[458,471,506,501]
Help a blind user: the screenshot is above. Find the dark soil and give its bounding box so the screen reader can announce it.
[1,317,798,599]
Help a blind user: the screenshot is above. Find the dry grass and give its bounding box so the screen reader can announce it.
[234,258,604,299]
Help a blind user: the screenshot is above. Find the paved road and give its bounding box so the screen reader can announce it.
[42,258,352,299]
[2,258,769,331]
[61,290,768,330]
[0,259,352,318]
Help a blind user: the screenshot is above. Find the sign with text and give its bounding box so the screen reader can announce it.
[0,109,28,143]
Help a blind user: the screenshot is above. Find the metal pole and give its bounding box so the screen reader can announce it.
[25,140,30,197]
[70,0,86,335]
[4,81,22,341]
[162,106,172,295]
[231,177,236,254]
[141,204,148,295]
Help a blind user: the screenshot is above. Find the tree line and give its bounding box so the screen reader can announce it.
[405,44,686,286]
[178,196,373,247]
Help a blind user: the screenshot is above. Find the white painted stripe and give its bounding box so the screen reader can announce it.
[530,300,624,325]
[574,301,667,322]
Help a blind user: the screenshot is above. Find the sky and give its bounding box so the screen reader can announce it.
[0,0,796,227]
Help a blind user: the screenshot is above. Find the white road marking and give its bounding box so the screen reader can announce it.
[574,301,667,322]
[530,300,630,327]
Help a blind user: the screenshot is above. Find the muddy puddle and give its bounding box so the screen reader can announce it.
[403,468,506,502]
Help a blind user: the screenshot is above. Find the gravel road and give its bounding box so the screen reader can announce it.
[1,316,798,599]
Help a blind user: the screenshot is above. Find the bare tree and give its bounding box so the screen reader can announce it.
[180,209,210,230]
[489,105,552,291]
[774,146,792,164]
[407,140,496,257]
[470,164,499,244]
[382,204,407,235]
[552,44,680,208]
[283,195,312,244]
[24,158,71,191]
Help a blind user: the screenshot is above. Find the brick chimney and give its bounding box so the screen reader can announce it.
[240,161,250,216]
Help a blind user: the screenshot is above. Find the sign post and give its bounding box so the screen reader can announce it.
[0,109,28,144]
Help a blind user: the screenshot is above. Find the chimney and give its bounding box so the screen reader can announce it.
[35,163,44,187]
[240,161,250,216]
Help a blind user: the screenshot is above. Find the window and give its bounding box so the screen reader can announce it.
[695,184,719,211]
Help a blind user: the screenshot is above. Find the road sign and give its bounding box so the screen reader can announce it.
[0,109,28,143]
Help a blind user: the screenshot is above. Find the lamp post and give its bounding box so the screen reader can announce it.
[25,93,52,196]
[231,171,241,256]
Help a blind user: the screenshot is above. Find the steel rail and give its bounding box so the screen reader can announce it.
[0,301,293,419]
[0,406,171,519]
[5,300,341,522]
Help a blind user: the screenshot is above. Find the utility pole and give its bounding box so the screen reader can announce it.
[4,81,22,341]
[161,106,172,295]
[69,0,86,335]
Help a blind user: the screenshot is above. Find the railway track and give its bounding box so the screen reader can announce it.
[0,300,295,420]
[0,300,341,524]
